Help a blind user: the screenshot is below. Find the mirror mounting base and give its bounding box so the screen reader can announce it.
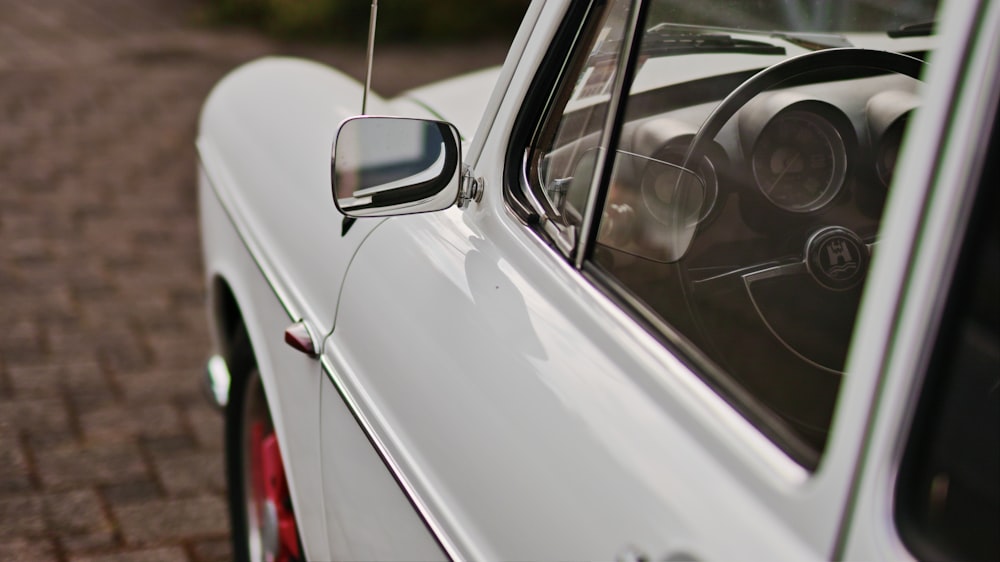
[458,165,484,209]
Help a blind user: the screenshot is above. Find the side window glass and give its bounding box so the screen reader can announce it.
[895,121,999,562]
[528,0,939,466]
[530,0,632,235]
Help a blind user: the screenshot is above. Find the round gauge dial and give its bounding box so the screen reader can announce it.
[751,110,848,213]
[642,151,718,224]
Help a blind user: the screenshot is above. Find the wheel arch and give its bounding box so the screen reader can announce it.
[209,274,257,380]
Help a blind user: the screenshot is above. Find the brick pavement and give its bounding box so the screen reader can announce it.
[0,2,507,560]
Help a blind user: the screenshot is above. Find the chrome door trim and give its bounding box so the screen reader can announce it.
[319,356,464,561]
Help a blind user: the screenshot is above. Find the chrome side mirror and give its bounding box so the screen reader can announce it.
[331,116,462,217]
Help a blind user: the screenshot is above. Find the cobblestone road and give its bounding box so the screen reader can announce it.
[0,2,507,560]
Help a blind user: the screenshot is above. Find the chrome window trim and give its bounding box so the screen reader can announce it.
[510,0,602,256]
[519,148,552,225]
[574,0,646,268]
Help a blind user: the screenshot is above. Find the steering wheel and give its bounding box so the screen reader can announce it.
[674,48,925,452]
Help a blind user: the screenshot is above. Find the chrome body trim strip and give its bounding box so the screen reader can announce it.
[319,356,462,562]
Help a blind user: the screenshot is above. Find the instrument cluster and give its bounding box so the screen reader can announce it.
[631,84,920,232]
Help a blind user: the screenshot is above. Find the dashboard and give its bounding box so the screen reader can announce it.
[619,72,922,266]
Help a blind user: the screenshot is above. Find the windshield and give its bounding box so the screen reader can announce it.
[650,0,939,32]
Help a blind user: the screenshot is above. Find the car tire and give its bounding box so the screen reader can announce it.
[225,355,304,562]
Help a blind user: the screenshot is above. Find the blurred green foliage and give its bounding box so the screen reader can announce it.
[205,0,531,43]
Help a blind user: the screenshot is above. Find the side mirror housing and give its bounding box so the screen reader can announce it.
[331,116,462,217]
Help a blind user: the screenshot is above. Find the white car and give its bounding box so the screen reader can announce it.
[196,0,999,560]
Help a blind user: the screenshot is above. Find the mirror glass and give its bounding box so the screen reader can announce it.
[333,117,461,217]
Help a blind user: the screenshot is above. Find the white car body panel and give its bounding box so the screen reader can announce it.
[326,207,817,560]
[198,58,385,561]
[318,376,447,561]
[198,57,389,335]
[196,47,504,562]
[198,0,997,559]
[197,58,398,560]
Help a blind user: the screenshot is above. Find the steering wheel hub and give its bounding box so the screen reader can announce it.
[805,226,870,291]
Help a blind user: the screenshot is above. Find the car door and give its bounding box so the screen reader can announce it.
[320,0,951,559]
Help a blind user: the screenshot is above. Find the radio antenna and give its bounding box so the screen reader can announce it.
[362,0,378,114]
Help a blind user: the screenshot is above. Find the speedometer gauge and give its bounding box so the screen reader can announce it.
[739,94,855,214]
[867,90,920,188]
[750,110,848,212]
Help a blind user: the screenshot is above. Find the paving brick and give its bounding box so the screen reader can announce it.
[6,365,66,398]
[100,480,161,507]
[42,489,113,537]
[0,434,32,494]
[65,386,120,414]
[59,532,118,556]
[189,538,231,562]
[147,336,209,372]
[98,345,153,376]
[0,398,71,436]
[115,370,200,405]
[69,548,189,562]
[0,320,45,364]
[25,431,78,450]
[139,435,199,457]
[185,400,224,447]
[0,495,46,538]
[34,442,148,490]
[113,496,228,544]
[45,326,103,358]
[151,451,224,496]
[0,287,76,330]
[7,362,110,399]
[0,538,59,562]
[79,403,183,444]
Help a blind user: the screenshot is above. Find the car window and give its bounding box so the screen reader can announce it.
[527,0,937,467]
[894,111,999,562]
[529,0,633,244]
